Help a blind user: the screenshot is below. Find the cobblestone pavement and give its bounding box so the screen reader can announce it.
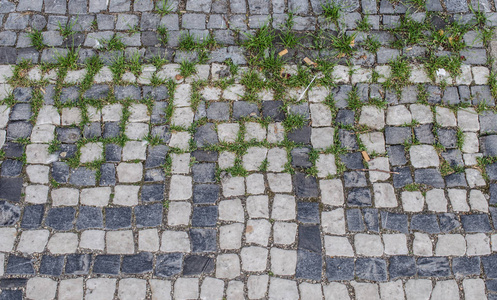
[0,0,497,299]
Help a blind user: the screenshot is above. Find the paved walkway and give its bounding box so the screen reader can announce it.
[0,0,496,299]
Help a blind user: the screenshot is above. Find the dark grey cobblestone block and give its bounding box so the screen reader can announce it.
[381,211,408,233]
[296,250,322,280]
[411,214,440,234]
[193,184,219,204]
[105,207,132,229]
[461,214,492,232]
[287,126,311,144]
[347,188,372,207]
[340,152,365,169]
[346,209,365,232]
[297,202,319,224]
[100,163,116,186]
[439,213,460,232]
[389,256,416,279]
[93,255,121,275]
[122,252,153,274]
[192,206,218,227]
[191,228,217,252]
[414,169,445,188]
[65,254,91,275]
[156,253,183,277]
[76,206,103,230]
[392,166,413,188]
[291,148,312,169]
[183,255,214,276]
[69,167,96,186]
[453,257,480,277]
[326,257,354,281]
[135,203,163,227]
[356,258,387,281]
[0,200,20,225]
[40,255,64,276]
[417,257,450,277]
[5,256,34,275]
[1,160,23,177]
[21,205,44,229]
[293,172,319,198]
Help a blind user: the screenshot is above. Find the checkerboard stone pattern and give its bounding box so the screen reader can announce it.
[0,0,497,299]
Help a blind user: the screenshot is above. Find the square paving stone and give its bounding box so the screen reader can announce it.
[155,253,183,277]
[141,184,164,203]
[207,102,230,121]
[192,206,218,227]
[105,207,132,229]
[338,129,358,150]
[135,203,163,227]
[452,257,480,277]
[76,206,103,230]
[143,85,169,100]
[115,85,141,100]
[13,87,32,102]
[56,128,81,144]
[417,257,450,277]
[7,122,33,140]
[193,163,216,183]
[355,258,387,281]
[344,171,367,187]
[2,143,24,159]
[472,85,495,106]
[191,228,217,252]
[439,213,461,232]
[69,167,96,186]
[21,205,44,229]
[144,169,166,182]
[381,211,408,233]
[5,256,34,275]
[10,103,32,121]
[287,126,311,144]
[387,145,407,166]
[0,290,23,300]
[392,166,413,188]
[460,214,492,232]
[193,184,219,204]
[346,209,365,232]
[122,252,153,274]
[192,150,218,162]
[100,164,116,186]
[93,255,121,275]
[262,100,285,121]
[83,122,102,138]
[293,172,319,198]
[297,202,320,223]
[0,177,22,202]
[194,123,219,147]
[410,214,440,234]
[444,172,468,187]
[389,256,416,279]
[483,255,497,279]
[298,225,321,253]
[145,145,168,169]
[442,149,464,167]
[347,188,372,207]
[233,101,259,119]
[0,201,20,226]
[296,249,322,280]
[437,128,457,149]
[363,208,379,232]
[45,207,75,230]
[414,124,435,144]
[340,152,365,169]
[65,254,91,275]
[182,255,214,276]
[39,255,64,276]
[335,109,355,126]
[414,169,445,188]
[84,84,110,99]
[105,144,122,162]
[60,86,80,103]
[0,278,28,289]
[384,126,412,145]
[103,122,121,138]
[291,148,312,168]
[326,258,354,281]
[58,144,78,159]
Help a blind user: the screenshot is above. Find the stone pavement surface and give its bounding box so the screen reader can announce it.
[0,0,497,299]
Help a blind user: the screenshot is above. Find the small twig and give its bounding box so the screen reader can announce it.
[353,168,400,174]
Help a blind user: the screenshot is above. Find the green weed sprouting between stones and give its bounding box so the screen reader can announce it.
[155,0,174,16]
[58,18,78,38]
[157,25,169,45]
[383,57,411,91]
[283,113,307,132]
[404,183,420,191]
[329,32,357,56]
[27,29,46,51]
[424,53,462,81]
[321,1,341,24]
[278,12,302,48]
[100,34,126,51]
[356,14,372,31]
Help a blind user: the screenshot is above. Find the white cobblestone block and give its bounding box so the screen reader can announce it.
[61,107,82,125]
[413,232,433,256]
[168,131,191,150]
[267,122,285,143]
[246,219,271,246]
[268,278,299,300]
[387,105,412,126]
[448,189,469,212]
[368,157,390,182]
[171,107,194,127]
[425,189,448,212]
[405,279,433,300]
[247,275,269,299]
[220,223,243,250]
[241,246,268,271]
[374,183,397,208]
[161,231,190,252]
[383,234,408,255]
[272,194,296,220]
[435,107,457,127]
[86,278,117,300]
[47,232,78,254]
[118,278,147,300]
[299,282,323,300]
[0,105,10,128]
[472,66,489,84]
[409,145,439,168]
[125,122,148,140]
[138,229,160,252]
[379,281,405,300]
[273,222,297,245]
[26,277,57,300]
[51,187,79,206]
[200,277,224,299]
[323,283,350,300]
[80,230,105,251]
[354,234,384,256]
[375,65,391,83]
[17,230,49,254]
[267,173,292,193]
[243,147,267,171]
[462,133,479,153]
[244,122,267,142]
[168,201,191,226]
[351,68,372,84]
[216,254,240,279]
[222,175,245,197]
[311,127,334,149]
[223,84,245,100]
[0,228,17,252]
[435,234,466,256]
[322,208,345,235]
[457,108,479,131]
[59,278,84,300]
[358,106,385,130]
[80,187,111,206]
[26,144,51,164]
[217,123,239,143]
[113,185,140,206]
[308,86,329,102]
[171,153,190,174]
[402,191,425,212]
[129,104,149,122]
[122,141,147,161]
[30,124,55,143]
[466,233,491,256]
[310,103,332,127]
[463,279,486,299]
[149,280,172,300]
[25,185,49,204]
[332,65,350,83]
[106,230,135,254]
[315,153,337,178]
[466,168,486,188]
[351,282,380,300]
[320,179,344,206]
[174,278,199,300]
[169,175,193,200]
[219,199,245,222]
[325,236,354,257]
[26,165,50,184]
[410,104,433,124]
[359,132,386,154]
[469,189,488,212]
[246,173,265,194]
[117,162,143,183]
[431,280,459,300]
